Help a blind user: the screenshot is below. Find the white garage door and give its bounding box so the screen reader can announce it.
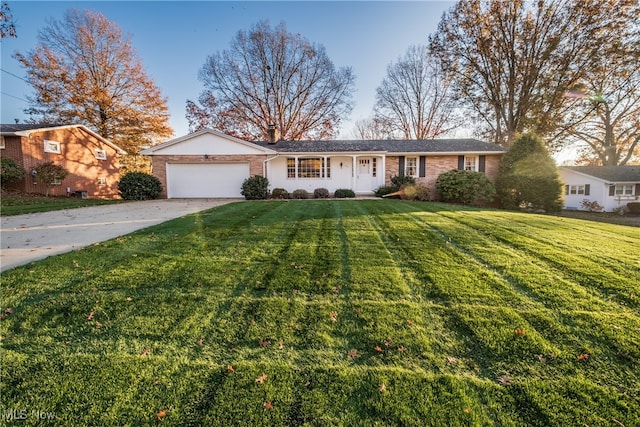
[166,163,250,198]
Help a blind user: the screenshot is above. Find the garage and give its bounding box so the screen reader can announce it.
[166,163,249,198]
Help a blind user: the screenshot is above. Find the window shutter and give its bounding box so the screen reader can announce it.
[609,185,615,196]
[399,156,405,177]
[635,183,640,195]
[565,185,569,195]
[458,155,465,170]
[479,155,486,173]
[419,156,426,177]
[585,184,590,196]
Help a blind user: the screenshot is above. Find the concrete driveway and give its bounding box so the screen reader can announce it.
[0,199,238,273]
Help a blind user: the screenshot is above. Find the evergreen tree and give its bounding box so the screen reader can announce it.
[495,132,563,212]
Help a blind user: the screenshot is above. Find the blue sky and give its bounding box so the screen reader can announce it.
[0,1,455,139]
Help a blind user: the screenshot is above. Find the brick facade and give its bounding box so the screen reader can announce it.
[385,154,502,200]
[0,126,122,198]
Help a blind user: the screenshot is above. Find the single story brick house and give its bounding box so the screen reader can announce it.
[1,124,126,198]
[559,165,640,212]
[141,128,505,199]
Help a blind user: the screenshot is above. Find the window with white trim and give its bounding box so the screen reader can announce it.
[44,140,61,154]
[464,156,478,171]
[287,157,330,178]
[94,149,107,160]
[613,184,634,196]
[98,177,107,185]
[405,157,418,177]
[287,158,296,178]
[372,158,377,177]
[569,185,585,195]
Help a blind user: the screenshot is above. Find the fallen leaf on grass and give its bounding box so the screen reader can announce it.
[227,365,235,373]
[140,348,151,357]
[514,328,526,336]
[378,383,386,393]
[497,375,512,385]
[406,319,414,326]
[197,338,204,346]
[535,354,547,363]
[397,346,406,353]
[263,401,273,411]
[374,346,384,353]
[447,356,458,365]
[347,349,361,359]
[156,409,167,420]
[577,353,590,361]
[259,338,271,348]
[330,311,338,322]
[384,339,393,347]
[87,312,95,321]
[95,322,102,328]
[256,373,268,384]
[278,340,284,350]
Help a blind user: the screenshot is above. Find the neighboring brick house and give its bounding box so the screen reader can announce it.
[141,128,505,199]
[0,124,126,198]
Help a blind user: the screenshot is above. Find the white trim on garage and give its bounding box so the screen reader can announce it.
[166,163,249,198]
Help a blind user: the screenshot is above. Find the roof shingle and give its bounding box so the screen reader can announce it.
[251,138,505,153]
[561,165,640,182]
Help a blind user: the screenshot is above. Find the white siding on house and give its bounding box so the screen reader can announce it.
[266,155,383,194]
[152,133,266,156]
[559,168,639,212]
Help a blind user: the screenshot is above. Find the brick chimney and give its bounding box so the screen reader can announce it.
[267,123,277,144]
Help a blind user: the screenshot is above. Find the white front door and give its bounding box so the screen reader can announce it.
[356,158,374,192]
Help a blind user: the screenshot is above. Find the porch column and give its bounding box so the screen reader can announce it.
[381,155,386,186]
[352,155,357,190]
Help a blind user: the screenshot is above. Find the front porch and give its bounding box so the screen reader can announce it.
[265,154,386,194]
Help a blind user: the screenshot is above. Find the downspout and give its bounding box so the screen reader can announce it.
[262,154,279,180]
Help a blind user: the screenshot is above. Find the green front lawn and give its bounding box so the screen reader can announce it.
[1,200,638,426]
[0,194,123,216]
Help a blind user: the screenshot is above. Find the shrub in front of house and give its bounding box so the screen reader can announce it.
[241,175,269,200]
[627,202,640,215]
[271,188,289,199]
[580,199,604,212]
[436,169,496,205]
[35,162,70,197]
[495,132,563,213]
[118,172,163,200]
[291,189,309,199]
[334,188,355,198]
[390,175,416,191]
[0,158,26,188]
[399,184,430,201]
[314,188,330,198]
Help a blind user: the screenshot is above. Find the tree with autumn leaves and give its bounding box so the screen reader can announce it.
[15,9,173,171]
[429,0,638,162]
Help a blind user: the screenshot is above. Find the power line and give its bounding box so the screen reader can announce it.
[0,91,29,103]
[1,68,29,84]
